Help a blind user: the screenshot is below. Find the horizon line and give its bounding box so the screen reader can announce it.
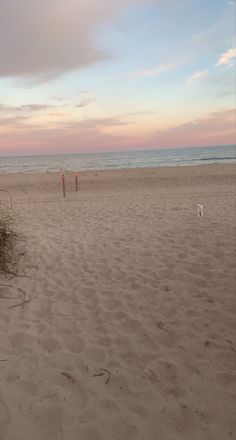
[0,144,235,159]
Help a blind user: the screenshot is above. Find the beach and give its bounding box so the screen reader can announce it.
[0,164,236,440]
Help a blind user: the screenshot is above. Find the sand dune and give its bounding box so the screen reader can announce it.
[0,164,235,440]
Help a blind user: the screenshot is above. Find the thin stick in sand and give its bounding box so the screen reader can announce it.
[75,172,79,192]
[61,173,66,197]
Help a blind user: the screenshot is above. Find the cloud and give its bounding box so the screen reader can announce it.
[76,98,96,108]
[1,107,234,155]
[51,90,90,103]
[66,117,129,129]
[0,0,162,81]
[186,70,208,86]
[0,115,134,155]
[0,103,57,128]
[228,1,236,6]
[0,0,108,80]
[149,109,236,148]
[21,104,52,111]
[0,103,129,132]
[0,115,29,127]
[0,106,129,133]
[0,104,49,111]
[131,59,185,79]
[0,103,54,114]
[216,48,236,66]
[127,110,157,116]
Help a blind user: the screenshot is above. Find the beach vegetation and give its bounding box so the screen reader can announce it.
[0,212,17,275]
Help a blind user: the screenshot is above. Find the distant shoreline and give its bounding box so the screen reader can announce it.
[0,145,235,175]
[0,144,235,159]
[0,162,235,179]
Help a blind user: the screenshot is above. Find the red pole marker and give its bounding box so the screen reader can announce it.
[75,172,79,192]
[61,173,66,197]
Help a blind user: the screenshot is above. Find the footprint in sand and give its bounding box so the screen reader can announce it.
[0,389,10,439]
[62,335,85,353]
[40,336,61,353]
[32,404,63,440]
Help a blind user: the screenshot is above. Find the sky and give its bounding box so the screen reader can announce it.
[0,0,235,156]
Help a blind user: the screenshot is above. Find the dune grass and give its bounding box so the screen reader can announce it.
[0,213,17,275]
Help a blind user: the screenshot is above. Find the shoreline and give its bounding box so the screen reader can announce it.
[0,144,235,176]
[0,161,235,178]
[0,162,235,179]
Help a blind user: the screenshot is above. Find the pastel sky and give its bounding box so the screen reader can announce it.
[0,0,235,156]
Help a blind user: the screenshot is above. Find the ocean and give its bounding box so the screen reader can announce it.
[0,145,235,174]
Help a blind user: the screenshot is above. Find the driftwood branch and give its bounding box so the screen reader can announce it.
[61,371,76,383]
[93,368,112,385]
[8,288,31,309]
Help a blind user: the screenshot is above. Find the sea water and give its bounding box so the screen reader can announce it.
[0,145,235,174]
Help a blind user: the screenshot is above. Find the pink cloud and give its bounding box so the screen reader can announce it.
[0,109,235,156]
[76,98,96,108]
[130,58,186,79]
[148,109,236,148]
[216,48,236,66]
[0,116,135,155]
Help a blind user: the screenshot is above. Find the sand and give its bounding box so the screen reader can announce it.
[0,164,235,440]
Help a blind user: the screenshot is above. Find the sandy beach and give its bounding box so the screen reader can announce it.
[0,164,235,440]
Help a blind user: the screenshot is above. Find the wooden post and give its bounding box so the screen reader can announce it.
[75,172,78,192]
[61,173,66,197]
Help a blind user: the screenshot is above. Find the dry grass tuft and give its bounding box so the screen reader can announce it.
[0,212,17,275]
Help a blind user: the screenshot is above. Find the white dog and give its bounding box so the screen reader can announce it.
[197,204,204,217]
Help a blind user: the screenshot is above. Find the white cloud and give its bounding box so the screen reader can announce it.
[131,63,175,79]
[228,1,236,6]
[131,58,186,79]
[76,98,96,108]
[216,48,236,66]
[186,70,208,86]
